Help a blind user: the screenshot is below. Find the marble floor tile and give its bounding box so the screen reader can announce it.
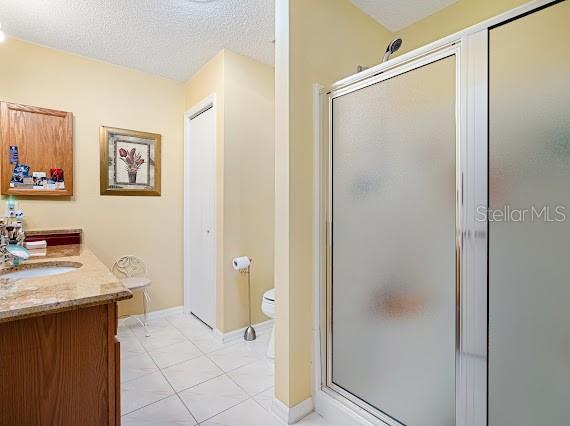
[147,339,202,369]
[201,398,282,426]
[253,387,274,412]
[127,318,173,336]
[207,341,264,372]
[161,355,223,392]
[121,351,159,382]
[166,313,212,337]
[120,334,147,359]
[243,332,272,357]
[186,330,228,353]
[119,313,296,425]
[295,413,334,425]
[178,375,248,423]
[121,370,175,415]
[121,395,197,425]
[136,328,189,352]
[227,359,274,396]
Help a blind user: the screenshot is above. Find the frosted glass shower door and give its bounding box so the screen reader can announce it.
[488,1,570,425]
[330,56,457,425]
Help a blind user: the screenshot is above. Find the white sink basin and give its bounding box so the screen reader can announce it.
[2,265,80,280]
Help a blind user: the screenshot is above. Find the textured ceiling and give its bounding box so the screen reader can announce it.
[0,0,274,81]
[351,0,459,32]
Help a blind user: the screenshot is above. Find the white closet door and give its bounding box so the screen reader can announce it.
[188,106,216,328]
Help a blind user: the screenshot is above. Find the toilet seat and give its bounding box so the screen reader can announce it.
[263,289,275,303]
[261,289,275,319]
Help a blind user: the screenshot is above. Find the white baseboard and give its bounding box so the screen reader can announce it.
[213,319,273,343]
[272,396,314,424]
[314,388,377,426]
[127,305,184,322]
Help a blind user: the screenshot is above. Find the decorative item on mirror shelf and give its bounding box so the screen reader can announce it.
[9,167,65,191]
[10,163,30,188]
[32,172,47,190]
[50,168,65,189]
[9,146,19,165]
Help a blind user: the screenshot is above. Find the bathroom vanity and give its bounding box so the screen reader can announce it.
[0,243,131,425]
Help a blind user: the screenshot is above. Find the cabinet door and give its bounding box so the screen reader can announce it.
[0,102,73,196]
[0,305,113,424]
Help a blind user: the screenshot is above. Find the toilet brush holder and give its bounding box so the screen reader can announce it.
[232,257,256,341]
[244,324,256,341]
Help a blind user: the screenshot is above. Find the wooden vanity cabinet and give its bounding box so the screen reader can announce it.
[0,302,121,425]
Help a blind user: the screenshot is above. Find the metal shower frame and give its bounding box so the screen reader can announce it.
[315,1,561,425]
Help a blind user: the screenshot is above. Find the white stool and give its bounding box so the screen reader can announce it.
[112,256,152,337]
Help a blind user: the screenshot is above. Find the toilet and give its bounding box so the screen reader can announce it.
[261,288,275,359]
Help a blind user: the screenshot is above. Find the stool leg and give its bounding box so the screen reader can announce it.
[143,289,150,337]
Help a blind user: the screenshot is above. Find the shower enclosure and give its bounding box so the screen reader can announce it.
[319,1,570,425]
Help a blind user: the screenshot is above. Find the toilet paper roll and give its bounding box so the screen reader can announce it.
[232,256,251,271]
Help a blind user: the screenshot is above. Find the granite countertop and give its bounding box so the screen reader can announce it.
[0,244,132,323]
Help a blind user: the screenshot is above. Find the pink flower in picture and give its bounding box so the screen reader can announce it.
[119,147,145,173]
[118,145,147,184]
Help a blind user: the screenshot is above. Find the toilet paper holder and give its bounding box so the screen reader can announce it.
[232,256,256,341]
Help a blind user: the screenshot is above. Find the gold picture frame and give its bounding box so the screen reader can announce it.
[100,126,161,196]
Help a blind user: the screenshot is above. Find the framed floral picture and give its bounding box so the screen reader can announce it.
[100,126,161,196]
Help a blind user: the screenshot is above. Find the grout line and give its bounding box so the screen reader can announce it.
[168,370,227,395]
[223,370,254,396]
[173,391,200,425]
[120,393,174,417]
[249,393,287,425]
[154,353,211,372]
[193,396,256,424]
[122,318,192,419]
[223,361,274,398]
[205,352,265,375]
[121,312,276,424]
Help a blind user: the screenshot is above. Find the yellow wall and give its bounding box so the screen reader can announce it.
[397,0,532,54]
[0,38,185,315]
[184,50,275,333]
[275,0,392,407]
[223,50,275,330]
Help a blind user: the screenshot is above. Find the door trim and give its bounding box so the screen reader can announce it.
[183,94,217,327]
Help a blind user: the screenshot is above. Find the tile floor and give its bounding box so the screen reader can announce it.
[119,313,331,425]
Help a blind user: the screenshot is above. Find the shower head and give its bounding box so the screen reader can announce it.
[382,38,402,63]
